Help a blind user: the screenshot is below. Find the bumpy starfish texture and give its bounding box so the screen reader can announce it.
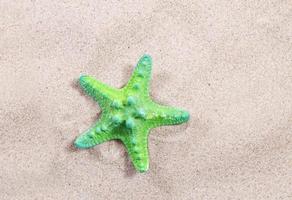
[74,55,190,172]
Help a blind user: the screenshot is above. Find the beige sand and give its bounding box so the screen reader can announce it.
[0,0,291,199]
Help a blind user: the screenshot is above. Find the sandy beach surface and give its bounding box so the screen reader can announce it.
[0,0,291,199]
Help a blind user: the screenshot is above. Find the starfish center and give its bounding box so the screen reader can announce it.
[107,96,147,131]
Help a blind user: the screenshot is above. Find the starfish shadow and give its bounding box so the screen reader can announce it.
[66,140,79,153]
[70,78,102,123]
[149,71,172,104]
[151,118,191,143]
[120,65,134,88]
[71,78,85,96]
[123,153,138,177]
[88,139,140,177]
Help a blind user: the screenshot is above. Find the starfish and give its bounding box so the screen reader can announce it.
[74,55,190,172]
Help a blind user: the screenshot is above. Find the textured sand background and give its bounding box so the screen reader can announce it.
[0,0,292,199]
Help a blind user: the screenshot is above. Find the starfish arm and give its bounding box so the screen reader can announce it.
[147,103,190,128]
[121,128,150,173]
[124,55,152,97]
[74,122,118,149]
[79,75,120,108]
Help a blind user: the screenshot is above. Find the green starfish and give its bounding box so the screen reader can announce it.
[74,55,190,172]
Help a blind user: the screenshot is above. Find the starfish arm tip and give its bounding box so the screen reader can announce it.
[136,164,149,173]
[130,153,149,173]
[74,129,101,149]
[74,135,95,149]
[172,109,190,124]
[79,74,88,81]
[132,153,150,173]
[181,110,190,122]
[124,54,153,93]
[138,54,152,67]
[78,75,91,88]
[142,54,152,60]
[149,107,190,127]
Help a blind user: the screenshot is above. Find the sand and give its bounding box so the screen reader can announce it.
[0,0,291,199]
